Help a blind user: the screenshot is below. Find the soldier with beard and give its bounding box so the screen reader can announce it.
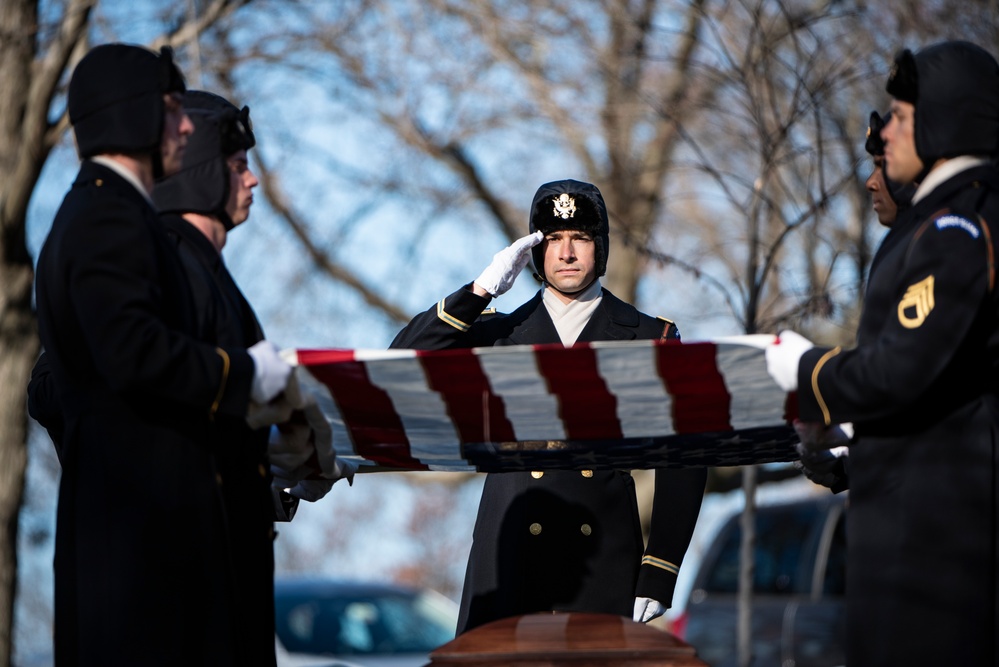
[391,179,706,634]
[767,41,999,666]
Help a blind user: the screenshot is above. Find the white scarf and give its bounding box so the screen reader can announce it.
[912,155,989,205]
[91,156,154,206]
[542,279,602,346]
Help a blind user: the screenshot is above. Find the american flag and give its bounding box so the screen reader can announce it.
[288,335,798,472]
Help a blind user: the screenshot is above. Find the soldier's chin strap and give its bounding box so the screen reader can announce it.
[151,150,165,180]
[220,210,237,232]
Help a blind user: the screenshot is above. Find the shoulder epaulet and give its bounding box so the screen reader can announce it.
[475,307,502,323]
[656,316,680,341]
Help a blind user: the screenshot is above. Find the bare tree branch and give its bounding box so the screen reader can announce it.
[252,150,413,324]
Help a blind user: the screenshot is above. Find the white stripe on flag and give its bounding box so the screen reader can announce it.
[474,346,567,441]
[715,342,786,429]
[352,348,418,361]
[591,340,675,438]
[293,366,357,459]
[362,355,468,467]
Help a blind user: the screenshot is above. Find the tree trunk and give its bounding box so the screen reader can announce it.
[0,1,41,662]
[0,265,37,667]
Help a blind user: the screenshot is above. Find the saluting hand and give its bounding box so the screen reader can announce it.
[474,231,544,297]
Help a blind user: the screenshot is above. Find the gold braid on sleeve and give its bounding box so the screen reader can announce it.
[210,347,231,420]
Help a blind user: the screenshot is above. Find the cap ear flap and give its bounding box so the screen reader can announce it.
[238,106,256,149]
[865,111,886,156]
[218,106,255,154]
[531,242,546,283]
[886,49,918,103]
[594,234,607,277]
[157,46,186,93]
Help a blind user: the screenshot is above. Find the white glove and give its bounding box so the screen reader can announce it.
[633,596,666,623]
[246,397,294,429]
[764,330,814,392]
[248,340,293,403]
[283,458,359,502]
[267,419,314,473]
[286,401,357,501]
[269,397,357,502]
[245,371,307,429]
[474,231,544,297]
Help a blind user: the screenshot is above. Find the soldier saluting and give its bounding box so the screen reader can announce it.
[392,178,706,634]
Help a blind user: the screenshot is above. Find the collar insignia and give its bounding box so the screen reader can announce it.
[552,194,576,219]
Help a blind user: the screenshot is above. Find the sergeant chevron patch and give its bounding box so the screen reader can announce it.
[898,275,935,328]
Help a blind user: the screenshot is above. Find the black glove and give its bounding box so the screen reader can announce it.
[793,420,850,493]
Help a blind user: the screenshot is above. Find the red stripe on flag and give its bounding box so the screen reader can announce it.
[656,342,732,433]
[295,349,358,365]
[302,358,428,470]
[535,344,623,440]
[417,348,516,443]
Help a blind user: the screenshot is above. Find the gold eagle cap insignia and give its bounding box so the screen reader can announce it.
[552,194,576,220]
[897,275,935,329]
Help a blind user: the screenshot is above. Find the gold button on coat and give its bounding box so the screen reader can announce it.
[531,471,544,479]
[529,523,542,535]
[215,473,223,486]
[580,524,593,536]
[581,470,593,478]
[258,464,267,477]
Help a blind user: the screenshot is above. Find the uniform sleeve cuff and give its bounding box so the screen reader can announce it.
[636,560,680,608]
[213,348,254,418]
[435,285,492,331]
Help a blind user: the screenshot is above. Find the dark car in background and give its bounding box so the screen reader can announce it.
[678,494,847,667]
[274,577,459,667]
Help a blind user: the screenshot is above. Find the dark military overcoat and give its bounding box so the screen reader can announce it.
[160,212,277,667]
[391,285,706,634]
[33,161,255,667]
[796,163,999,667]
